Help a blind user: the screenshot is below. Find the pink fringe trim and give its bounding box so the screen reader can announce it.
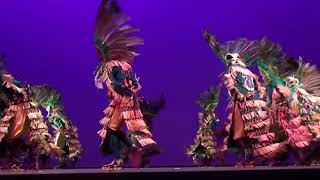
[257,110,268,119]
[257,133,275,142]
[295,141,311,148]
[120,110,143,120]
[1,114,14,122]
[99,117,110,126]
[103,106,114,115]
[245,120,270,131]
[239,101,255,108]
[140,128,152,137]
[242,110,268,121]
[138,138,156,147]
[288,117,302,127]
[225,124,231,132]
[286,126,313,148]
[254,100,267,107]
[97,128,107,139]
[253,143,280,158]
[0,126,9,133]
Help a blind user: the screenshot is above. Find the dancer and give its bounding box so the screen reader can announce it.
[258,52,320,165]
[0,74,62,170]
[94,0,159,170]
[0,54,82,170]
[203,31,284,167]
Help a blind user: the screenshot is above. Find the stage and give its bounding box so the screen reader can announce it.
[1,166,320,179]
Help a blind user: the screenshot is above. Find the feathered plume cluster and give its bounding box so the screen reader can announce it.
[257,39,299,81]
[196,85,221,113]
[256,39,320,97]
[94,0,143,63]
[0,53,8,76]
[30,85,83,163]
[204,30,281,66]
[31,85,61,108]
[298,61,320,97]
[187,85,221,166]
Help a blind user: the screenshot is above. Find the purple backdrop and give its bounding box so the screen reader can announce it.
[0,0,320,167]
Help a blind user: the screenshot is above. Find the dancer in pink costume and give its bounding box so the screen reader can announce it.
[204,31,285,167]
[258,42,320,165]
[93,0,159,170]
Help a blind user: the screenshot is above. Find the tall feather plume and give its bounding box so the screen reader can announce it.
[31,84,83,161]
[94,0,144,63]
[31,85,61,107]
[186,85,221,165]
[280,56,300,77]
[228,39,259,65]
[257,39,320,96]
[196,84,221,113]
[203,30,226,64]
[203,30,272,66]
[298,59,320,97]
[0,53,9,75]
[257,39,299,80]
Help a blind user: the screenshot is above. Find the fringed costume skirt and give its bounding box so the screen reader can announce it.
[98,96,156,148]
[227,97,284,159]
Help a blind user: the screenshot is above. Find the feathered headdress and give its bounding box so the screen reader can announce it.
[294,58,320,97]
[255,39,320,99]
[31,85,61,109]
[94,0,143,63]
[203,30,273,66]
[196,84,221,113]
[257,39,299,84]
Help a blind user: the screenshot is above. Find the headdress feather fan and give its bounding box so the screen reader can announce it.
[297,58,320,97]
[94,0,144,63]
[203,30,270,66]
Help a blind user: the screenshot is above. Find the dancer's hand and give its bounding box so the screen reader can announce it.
[131,84,142,94]
[2,74,13,83]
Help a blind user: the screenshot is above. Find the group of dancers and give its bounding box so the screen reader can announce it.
[188,31,320,167]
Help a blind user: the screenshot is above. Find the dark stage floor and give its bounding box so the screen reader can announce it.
[1,166,320,179]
